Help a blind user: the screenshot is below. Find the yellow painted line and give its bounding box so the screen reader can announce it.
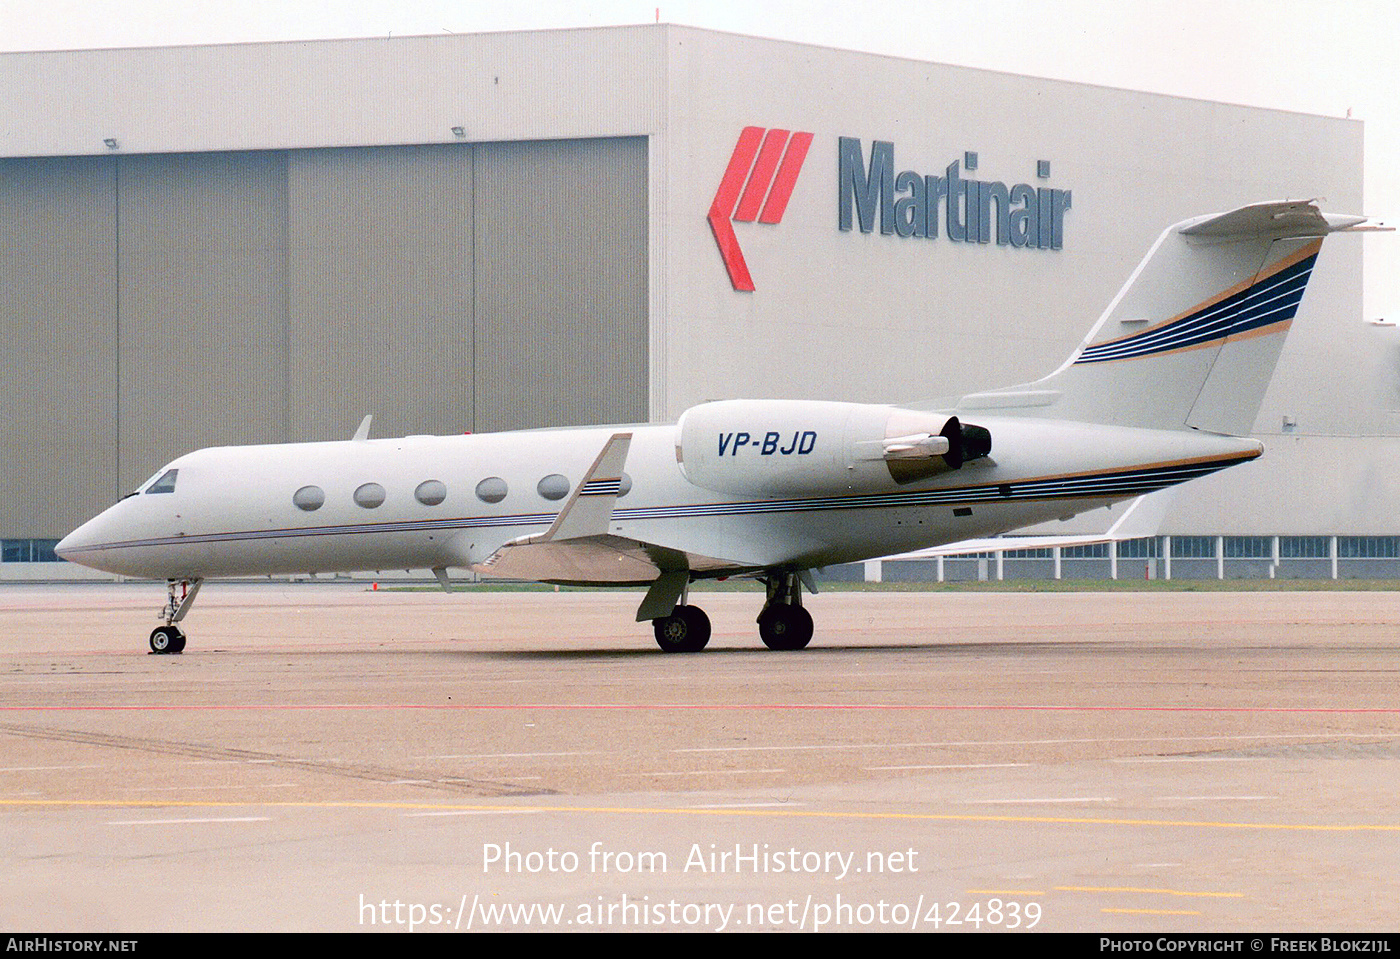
[1057,885,1243,899]
[1103,908,1202,916]
[966,889,1046,896]
[1,798,1398,833]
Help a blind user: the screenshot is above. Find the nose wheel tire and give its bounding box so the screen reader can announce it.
[149,625,186,654]
[652,604,711,653]
[758,604,813,650]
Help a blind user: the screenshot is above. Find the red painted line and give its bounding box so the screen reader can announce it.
[2,704,1398,714]
[759,131,813,224]
[707,125,764,291]
[733,128,789,223]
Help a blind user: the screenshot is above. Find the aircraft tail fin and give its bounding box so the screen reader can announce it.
[959,200,1383,435]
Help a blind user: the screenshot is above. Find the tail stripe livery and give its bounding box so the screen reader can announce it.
[1076,241,1320,364]
[980,200,1389,435]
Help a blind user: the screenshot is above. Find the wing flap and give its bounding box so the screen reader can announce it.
[475,534,680,585]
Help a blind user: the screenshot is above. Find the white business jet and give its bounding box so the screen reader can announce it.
[56,200,1382,653]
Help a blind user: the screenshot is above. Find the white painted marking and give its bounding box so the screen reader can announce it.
[107,817,272,825]
[122,783,299,792]
[0,764,106,772]
[1157,795,1275,802]
[867,763,1030,771]
[966,797,1117,805]
[688,802,805,809]
[626,769,787,778]
[413,751,602,760]
[1114,757,1266,764]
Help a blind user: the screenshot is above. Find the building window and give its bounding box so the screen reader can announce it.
[1063,543,1109,558]
[1280,536,1329,558]
[1224,536,1271,559]
[1171,536,1216,559]
[1116,537,1161,559]
[2,539,60,563]
[1338,536,1400,559]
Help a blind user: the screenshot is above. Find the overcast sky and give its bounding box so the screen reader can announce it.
[4,0,1395,312]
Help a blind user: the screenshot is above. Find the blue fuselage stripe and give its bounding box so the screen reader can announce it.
[71,454,1254,554]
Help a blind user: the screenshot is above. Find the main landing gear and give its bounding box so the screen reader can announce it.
[150,578,202,654]
[652,604,711,653]
[756,570,813,651]
[648,569,814,653]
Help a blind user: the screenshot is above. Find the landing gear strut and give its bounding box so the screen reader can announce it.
[756,571,814,650]
[150,578,202,654]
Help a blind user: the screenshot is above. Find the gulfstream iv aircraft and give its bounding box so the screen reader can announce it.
[57,200,1381,653]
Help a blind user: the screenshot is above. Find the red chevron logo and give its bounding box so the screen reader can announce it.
[708,126,814,291]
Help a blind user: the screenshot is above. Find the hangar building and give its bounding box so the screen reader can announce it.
[1,25,1392,578]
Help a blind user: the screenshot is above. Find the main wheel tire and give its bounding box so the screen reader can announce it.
[149,625,185,654]
[758,604,813,650]
[652,605,711,653]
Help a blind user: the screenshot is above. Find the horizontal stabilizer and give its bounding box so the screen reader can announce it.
[1179,200,1386,240]
[973,198,1386,435]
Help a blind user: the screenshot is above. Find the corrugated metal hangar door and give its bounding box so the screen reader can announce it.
[0,137,648,538]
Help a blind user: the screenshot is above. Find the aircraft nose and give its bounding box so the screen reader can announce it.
[54,531,75,560]
[54,512,112,567]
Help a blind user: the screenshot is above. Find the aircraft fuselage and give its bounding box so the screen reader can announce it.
[57,415,1260,583]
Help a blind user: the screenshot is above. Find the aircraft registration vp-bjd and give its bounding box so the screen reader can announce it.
[57,200,1382,653]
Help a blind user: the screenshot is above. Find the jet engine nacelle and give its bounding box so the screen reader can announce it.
[675,399,990,497]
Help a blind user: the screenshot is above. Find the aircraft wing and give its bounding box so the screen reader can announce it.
[469,432,746,587]
[474,532,742,584]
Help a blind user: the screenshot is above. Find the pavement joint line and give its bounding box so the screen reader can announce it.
[105,816,272,825]
[674,732,1400,753]
[4,799,1399,832]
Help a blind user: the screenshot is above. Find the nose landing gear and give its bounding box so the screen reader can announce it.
[149,624,186,654]
[150,578,202,654]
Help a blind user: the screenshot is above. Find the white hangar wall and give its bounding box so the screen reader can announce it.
[652,29,1379,537]
[0,24,1390,553]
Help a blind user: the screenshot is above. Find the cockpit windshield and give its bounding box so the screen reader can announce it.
[144,469,179,495]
